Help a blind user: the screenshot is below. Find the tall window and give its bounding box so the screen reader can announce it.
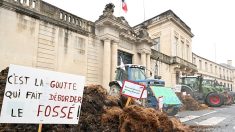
[181,41,184,59]
[152,37,160,51]
[215,66,217,75]
[193,57,196,64]
[210,64,213,73]
[219,67,221,78]
[199,60,202,70]
[173,37,178,56]
[223,69,225,79]
[205,62,208,71]
[186,45,189,61]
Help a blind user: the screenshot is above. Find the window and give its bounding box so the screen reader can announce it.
[152,37,160,51]
[215,66,217,75]
[173,37,178,56]
[181,41,184,58]
[60,13,63,19]
[205,62,208,71]
[64,14,67,21]
[210,64,213,73]
[223,69,225,79]
[32,1,36,8]
[186,45,189,60]
[74,36,85,55]
[26,0,29,6]
[199,60,202,70]
[193,57,196,64]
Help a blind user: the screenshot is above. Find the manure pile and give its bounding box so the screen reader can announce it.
[0,67,192,132]
[176,93,208,111]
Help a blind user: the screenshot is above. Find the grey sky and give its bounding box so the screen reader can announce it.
[44,0,235,66]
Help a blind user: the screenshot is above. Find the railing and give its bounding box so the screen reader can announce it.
[151,49,172,64]
[171,56,197,70]
[2,0,95,34]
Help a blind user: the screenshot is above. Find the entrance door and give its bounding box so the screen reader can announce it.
[118,50,132,65]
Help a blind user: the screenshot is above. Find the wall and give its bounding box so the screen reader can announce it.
[0,1,99,85]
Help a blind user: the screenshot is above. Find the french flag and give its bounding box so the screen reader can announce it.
[122,0,128,13]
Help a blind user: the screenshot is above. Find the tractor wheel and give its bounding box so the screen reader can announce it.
[206,93,224,107]
[163,105,179,116]
[224,93,233,105]
[108,85,121,97]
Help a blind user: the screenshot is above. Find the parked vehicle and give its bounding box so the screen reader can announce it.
[180,76,233,107]
[108,64,180,116]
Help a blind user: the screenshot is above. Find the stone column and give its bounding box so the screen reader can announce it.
[141,51,146,67]
[146,53,151,77]
[111,41,118,81]
[103,39,111,89]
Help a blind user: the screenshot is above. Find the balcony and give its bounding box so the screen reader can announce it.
[171,56,197,71]
[151,49,171,64]
[151,50,197,72]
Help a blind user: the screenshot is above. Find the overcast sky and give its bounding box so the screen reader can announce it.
[44,0,235,66]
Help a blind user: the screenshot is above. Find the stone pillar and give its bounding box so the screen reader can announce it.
[146,53,151,77]
[141,52,146,67]
[111,41,118,81]
[103,39,111,89]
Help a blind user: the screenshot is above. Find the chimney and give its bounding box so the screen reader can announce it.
[227,60,232,66]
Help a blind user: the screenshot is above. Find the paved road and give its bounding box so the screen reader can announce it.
[176,104,235,132]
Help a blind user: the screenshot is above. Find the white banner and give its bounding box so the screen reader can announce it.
[0,64,85,124]
[121,80,145,99]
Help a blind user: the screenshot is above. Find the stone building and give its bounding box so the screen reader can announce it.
[0,0,234,90]
[193,54,235,91]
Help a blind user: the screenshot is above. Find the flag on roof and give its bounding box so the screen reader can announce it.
[122,0,128,13]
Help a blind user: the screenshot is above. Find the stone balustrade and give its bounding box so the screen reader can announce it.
[2,0,95,34]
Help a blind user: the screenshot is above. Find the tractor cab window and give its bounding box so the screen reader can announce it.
[129,67,146,81]
[202,80,214,87]
[181,77,199,89]
[115,68,128,82]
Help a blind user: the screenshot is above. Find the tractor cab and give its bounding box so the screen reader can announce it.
[115,64,146,82]
[114,64,165,86]
[180,76,227,107]
[180,76,203,93]
[109,64,180,116]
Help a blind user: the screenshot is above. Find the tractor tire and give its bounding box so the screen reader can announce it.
[163,105,179,116]
[108,85,121,97]
[224,93,233,105]
[205,93,224,107]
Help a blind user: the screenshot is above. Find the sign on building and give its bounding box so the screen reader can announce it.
[0,64,85,124]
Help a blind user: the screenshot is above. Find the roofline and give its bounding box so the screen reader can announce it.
[192,52,235,70]
[133,10,193,37]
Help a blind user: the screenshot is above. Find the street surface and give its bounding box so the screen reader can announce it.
[176,104,235,132]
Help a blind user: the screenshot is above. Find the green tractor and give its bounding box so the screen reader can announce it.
[108,64,181,116]
[180,76,233,107]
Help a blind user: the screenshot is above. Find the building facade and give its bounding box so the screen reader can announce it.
[193,54,235,91]
[0,0,234,90]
